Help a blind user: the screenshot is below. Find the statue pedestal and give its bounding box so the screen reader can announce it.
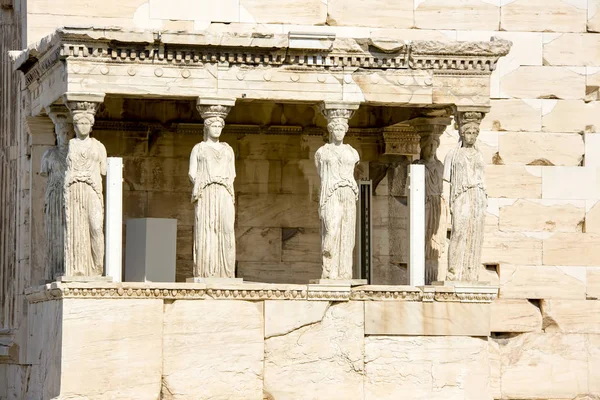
[55,275,114,283]
[186,277,243,284]
[309,279,368,286]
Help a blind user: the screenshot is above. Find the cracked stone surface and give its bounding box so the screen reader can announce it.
[162,300,264,400]
[364,336,491,400]
[264,301,364,400]
[264,300,330,338]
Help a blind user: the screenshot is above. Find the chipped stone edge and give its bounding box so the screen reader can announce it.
[25,282,498,304]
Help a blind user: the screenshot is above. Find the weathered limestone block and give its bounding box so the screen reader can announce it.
[490,299,542,333]
[281,228,321,263]
[27,300,62,399]
[482,231,542,266]
[371,28,456,42]
[585,133,600,167]
[495,333,588,399]
[149,0,239,22]
[264,302,364,400]
[589,334,600,394]
[485,165,542,198]
[500,0,587,32]
[235,159,282,194]
[327,0,413,28]
[415,0,499,30]
[240,0,326,24]
[498,131,584,166]
[589,0,600,32]
[542,166,600,200]
[264,300,329,338]
[236,227,282,262]
[482,99,542,132]
[544,33,600,66]
[541,299,600,333]
[237,261,322,284]
[28,299,163,399]
[499,199,585,232]
[543,233,600,266]
[281,159,319,195]
[587,268,600,299]
[364,336,491,400]
[147,191,193,221]
[499,264,586,299]
[238,134,304,161]
[163,300,263,400]
[371,255,409,285]
[500,66,585,100]
[542,100,600,133]
[365,302,491,336]
[237,194,319,228]
[456,31,543,99]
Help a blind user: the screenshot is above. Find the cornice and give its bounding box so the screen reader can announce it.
[18,28,512,89]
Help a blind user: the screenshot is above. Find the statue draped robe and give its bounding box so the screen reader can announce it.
[189,142,236,278]
[64,137,107,276]
[444,145,487,281]
[41,146,69,279]
[315,143,359,279]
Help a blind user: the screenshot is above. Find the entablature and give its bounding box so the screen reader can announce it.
[12,27,511,116]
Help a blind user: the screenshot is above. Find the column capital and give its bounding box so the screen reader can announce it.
[382,123,420,157]
[62,92,105,116]
[196,97,236,120]
[318,101,360,121]
[454,109,487,135]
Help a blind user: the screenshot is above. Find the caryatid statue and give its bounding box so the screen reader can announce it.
[443,110,488,281]
[63,94,107,277]
[409,116,451,284]
[189,99,236,278]
[315,103,360,280]
[40,106,74,280]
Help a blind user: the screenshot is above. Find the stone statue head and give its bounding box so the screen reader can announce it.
[50,114,73,147]
[203,117,225,141]
[459,123,479,147]
[419,134,440,160]
[72,112,95,139]
[327,118,349,144]
[457,111,483,148]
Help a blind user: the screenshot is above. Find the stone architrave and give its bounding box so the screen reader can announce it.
[409,117,451,284]
[443,110,488,282]
[315,102,361,280]
[189,97,237,279]
[63,93,107,278]
[40,105,74,280]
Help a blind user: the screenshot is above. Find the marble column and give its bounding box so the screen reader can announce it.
[40,105,74,280]
[443,108,488,282]
[188,97,239,282]
[407,117,451,284]
[62,92,108,280]
[314,102,361,282]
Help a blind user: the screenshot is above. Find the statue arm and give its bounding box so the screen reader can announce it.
[98,142,108,176]
[442,149,454,183]
[189,144,199,183]
[228,145,236,180]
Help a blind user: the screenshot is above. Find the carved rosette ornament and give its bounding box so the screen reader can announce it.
[62,93,107,278]
[41,105,75,280]
[408,117,452,284]
[189,98,237,279]
[443,109,488,282]
[315,102,360,280]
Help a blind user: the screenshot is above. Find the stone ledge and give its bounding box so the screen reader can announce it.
[24,282,498,304]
